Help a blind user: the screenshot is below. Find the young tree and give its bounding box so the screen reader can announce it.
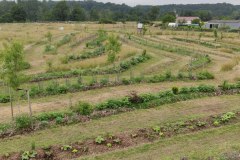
[106,34,121,63]
[0,42,28,118]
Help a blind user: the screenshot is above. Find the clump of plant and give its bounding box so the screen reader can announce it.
[70,102,93,116]
[21,151,37,160]
[95,136,105,144]
[15,114,33,130]
[61,145,72,151]
[172,87,179,95]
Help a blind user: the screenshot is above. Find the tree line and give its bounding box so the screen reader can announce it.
[0,0,240,23]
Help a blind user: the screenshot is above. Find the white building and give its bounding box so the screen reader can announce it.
[205,20,240,29]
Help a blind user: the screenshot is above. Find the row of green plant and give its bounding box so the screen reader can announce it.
[131,36,195,56]
[67,45,106,62]
[44,33,75,54]
[1,110,239,160]
[172,37,219,48]
[0,71,214,102]
[187,55,212,71]
[1,81,239,137]
[86,30,107,49]
[31,53,150,82]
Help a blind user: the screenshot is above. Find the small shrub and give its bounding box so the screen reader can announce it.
[196,71,214,80]
[55,117,64,124]
[71,102,93,115]
[172,87,179,95]
[15,114,33,130]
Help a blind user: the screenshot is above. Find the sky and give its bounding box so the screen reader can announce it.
[94,0,240,6]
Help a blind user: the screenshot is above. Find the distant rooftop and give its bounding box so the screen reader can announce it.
[208,20,240,23]
[176,17,200,21]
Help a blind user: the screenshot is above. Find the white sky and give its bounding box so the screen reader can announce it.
[94,0,240,6]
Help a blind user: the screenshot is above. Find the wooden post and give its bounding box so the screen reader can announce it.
[8,87,14,120]
[27,90,32,117]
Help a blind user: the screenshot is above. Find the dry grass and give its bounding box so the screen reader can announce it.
[221,56,240,71]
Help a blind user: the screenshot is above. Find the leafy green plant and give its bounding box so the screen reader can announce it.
[15,114,33,130]
[21,151,37,160]
[72,149,78,153]
[95,136,105,144]
[152,126,161,133]
[55,117,64,124]
[107,143,112,148]
[71,102,93,115]
[61,145,72,151]
[221,112,236,123]
[172,87,179,95]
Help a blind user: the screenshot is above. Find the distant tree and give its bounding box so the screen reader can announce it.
[0,13,13,23]
[162,14,176,24]
[70,5,86,21]
[192,18,201,25]
[90,8,100,21]
[197,10,212,21]
[52,1,69,21]
[11,4,27,22]
[148,6,160,21]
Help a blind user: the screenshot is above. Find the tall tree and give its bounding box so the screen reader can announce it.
[52,1,69,21]
[70,5,86,21]
[0,42,28,118]
[148,6,160,21]
[11,4,26,22]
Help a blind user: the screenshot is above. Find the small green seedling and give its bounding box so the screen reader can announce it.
[107,143,112,148]
[95,136,105,144]
[61,145,72,151]
[72,149,78,153]
[21,151,37,160]
[113,138,121,144]
[152,126,161,133]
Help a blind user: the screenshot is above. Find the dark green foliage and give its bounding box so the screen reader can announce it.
[15,114,33,130]
[71,102,93,115]
[36,111,68,121]
[196,71,214,80]
[0,95,10,103]
[172,87,179,95]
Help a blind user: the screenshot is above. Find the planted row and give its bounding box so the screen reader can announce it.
[1,82,239,138]
[1,111,239,160]
[30,53,150,82]
[0,71,214,102]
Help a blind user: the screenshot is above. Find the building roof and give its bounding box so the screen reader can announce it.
[176,17,200,21]
[208,20,240,23]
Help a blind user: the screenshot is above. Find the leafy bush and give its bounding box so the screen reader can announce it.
[71,102,93,115]
[172,87,179,95]
[55,117,64,124]
[0,95,10,103]
[197,84,216,92]
[36,112,66,121]
[15,114,33,130]
[196,71,214,80]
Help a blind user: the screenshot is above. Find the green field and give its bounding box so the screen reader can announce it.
[0,22,239,160]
